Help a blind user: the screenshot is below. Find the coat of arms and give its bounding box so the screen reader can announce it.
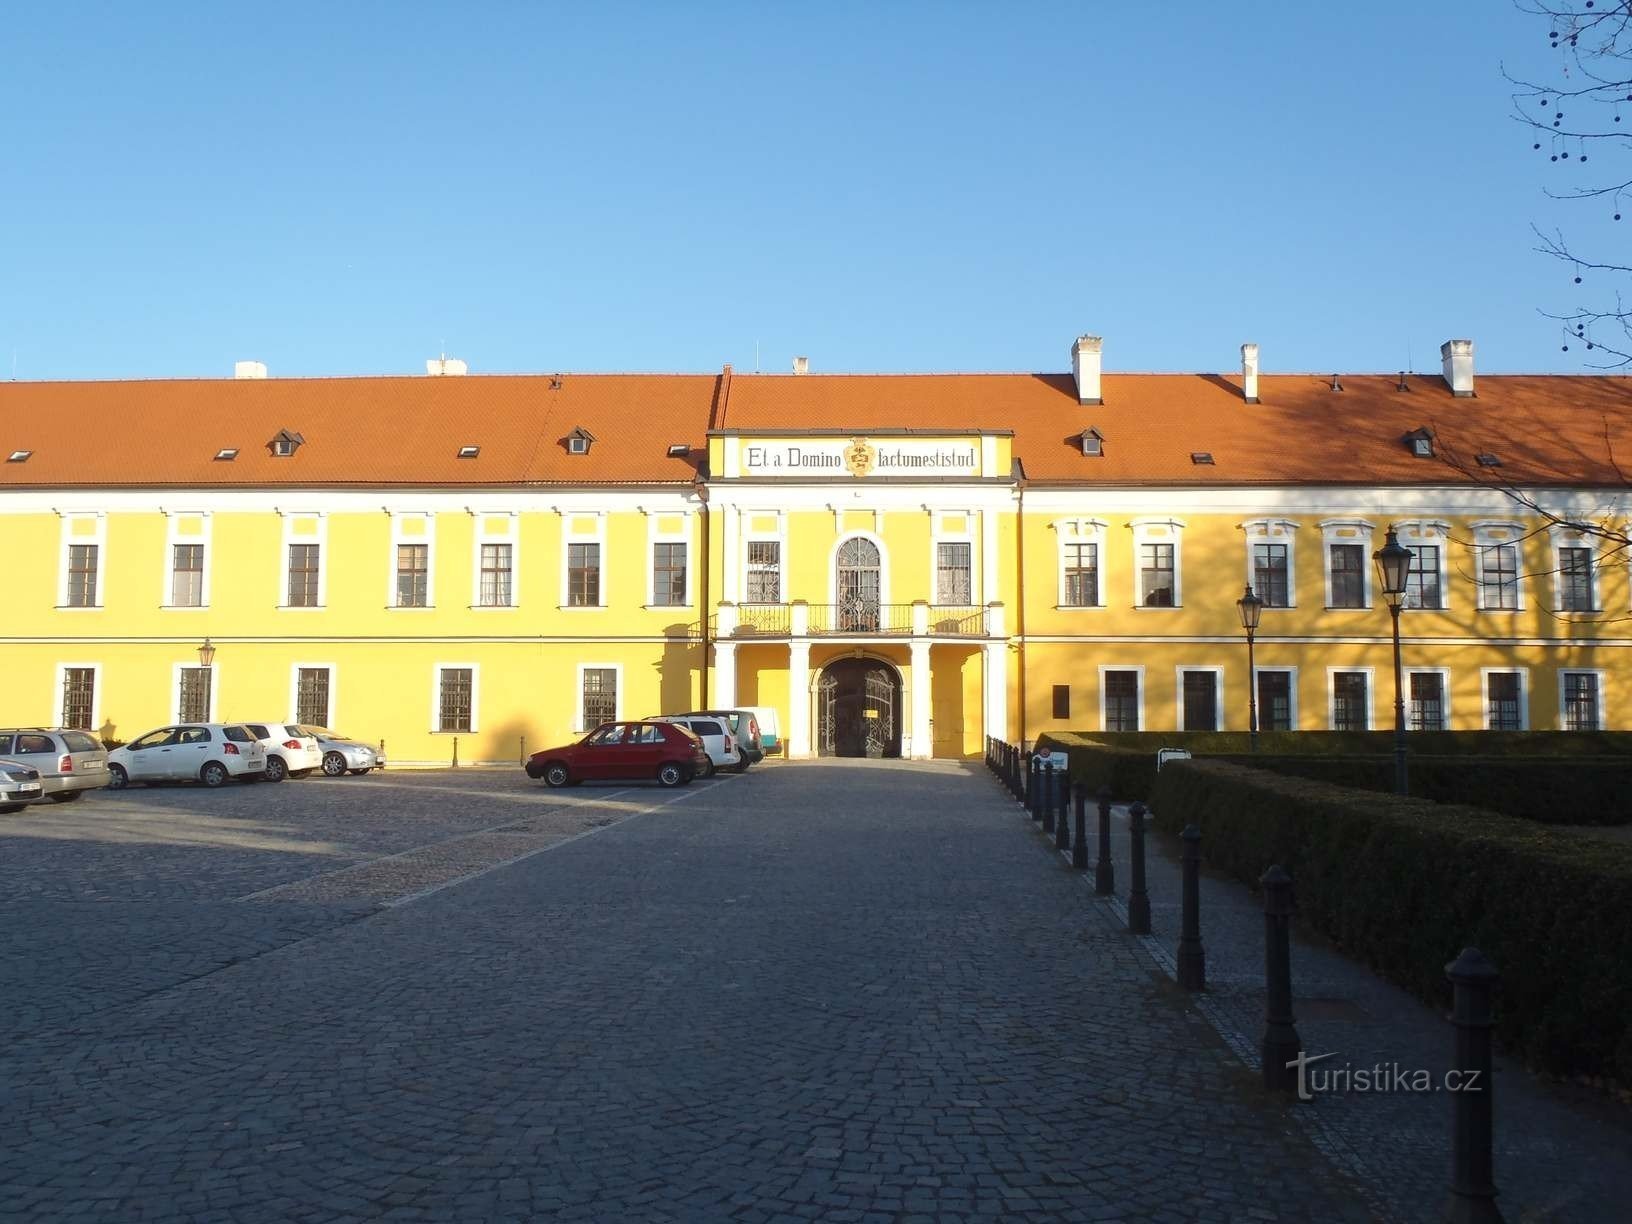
[843,436,876,478]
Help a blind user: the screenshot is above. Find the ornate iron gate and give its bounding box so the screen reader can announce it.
[816,658,900,757]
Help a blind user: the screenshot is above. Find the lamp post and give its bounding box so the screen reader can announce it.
[197,637,216,722]
[1236,585,1262,752]
[1373,528,1412,795]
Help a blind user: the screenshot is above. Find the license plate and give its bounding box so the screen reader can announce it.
[19,784,40,796]
[80,761,101,771]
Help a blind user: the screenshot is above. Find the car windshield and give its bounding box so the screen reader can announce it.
[298,726,341,742]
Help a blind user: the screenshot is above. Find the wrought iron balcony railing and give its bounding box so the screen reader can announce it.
[716,602,990,638]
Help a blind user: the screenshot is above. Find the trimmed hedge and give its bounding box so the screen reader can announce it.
[1149,759,1632,1089]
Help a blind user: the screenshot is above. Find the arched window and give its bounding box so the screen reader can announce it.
[835,536,882,631]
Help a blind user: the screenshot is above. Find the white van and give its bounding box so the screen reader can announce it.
[743,706,781,756]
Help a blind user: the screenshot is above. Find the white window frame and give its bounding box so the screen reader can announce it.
[742,523,787,607]
[560,510,608,610]
[54,662,102,732]
[1394,520,1451,613]
[1548,527,1601,614]
[1470,521,1527,613]
[930,510,976,607]
[1327,667,1376,731]
[172,661,221,723]
[1053,518,1107,610]
[471,511,519,610]
[575,661,625,732]
[1318,519,1374,610]
[645,510,694,609]
[57,511,107,610]
[278,511,328,610]
[431,663,481,734]
[1130,518,1185,610]
[1403,666,1453,731]
[1558,668,1608,731]
[162,510,212,610]
[1479,667,1529,731]
[289,663,337,728]
[1240,519,1300,609]
[1174,666,1225,732]
[388,511,437,611]
[1253,665,1299,732]
[1098,665,1146,732]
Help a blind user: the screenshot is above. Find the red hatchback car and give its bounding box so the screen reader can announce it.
[525,721,711,788]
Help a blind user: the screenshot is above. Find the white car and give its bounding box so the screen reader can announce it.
[650,715,744,776]
[0,759,45,813]
[106,724,268,789]
[241,722,322,783]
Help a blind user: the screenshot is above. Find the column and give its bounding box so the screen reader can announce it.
[983,640,1008,743]
[910,639,932,760]
[714,641,737,709]
[789,641,812,758]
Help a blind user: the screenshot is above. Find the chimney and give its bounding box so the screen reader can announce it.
[792,356,809,375]
[1241,343,1260,403]
[1071,335,1102,405]
[426,357,469,376]
[1440,339,1474,397]
[234,360,268,380]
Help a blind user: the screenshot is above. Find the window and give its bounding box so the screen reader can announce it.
[438,668,474,733]
[170,544,204,607]
[1063,543,1099,607]
[652,542,688,607]
[397,544,429,607]
[178,667,211,722]
[1477,545,1519,611]
[287,544,321,607]
[1258,671,1293,731]
[936,542,972,605]
[1404,545,1442,610]
[296,668,331,727]
[61,668,96,730]
[581,668,617,730]
[1140,544,1175,607]
[1563,672,1600,731]
[1409,672,1446,731]
[1487,672,1522,731]
[1333,672,1369,730]
[1559,547,1595,612]
[1253,544,1290,608]
[746,540,781,603]
[1329,544,1365,609]
[479,543,513,607]
[568,542,601,607]
[1180,670,1219,731]
[66,544,99,607]
[1052,685,1070,720]
[1103,671,1140,731]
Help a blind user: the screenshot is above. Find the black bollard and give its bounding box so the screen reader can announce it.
[1177,825,1206,991]
[1042,763,1056,834]
[1071,782,1089,870]
[1260,866,1302,1094]
[1095,786,1115,896]
[1008,744,1019,797]
[1444,948,1502,1224]
[1127,802,1151,934]
[1055,771,1070,852]
[452,735,459,769]
[1030,757,1044,821]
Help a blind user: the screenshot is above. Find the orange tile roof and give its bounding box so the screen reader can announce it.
[4,368,1631,489]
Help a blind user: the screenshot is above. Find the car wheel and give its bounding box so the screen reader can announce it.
[697,757,714,778]
[264,756,288,783]
[657,762,686,788]
[47,791,84,803]
[322,752,347,777]
[729,759,751,773]
[107,765,128,790]
[544,763,571,788]
[200,762,229,788]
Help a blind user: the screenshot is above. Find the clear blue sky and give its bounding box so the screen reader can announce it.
[0,1,1605,379]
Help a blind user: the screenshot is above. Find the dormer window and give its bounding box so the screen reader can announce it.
[1403,427,1435,458]
[1079,428,1104,458]
[214,448,238,462]
[458,445,480,459]
[6,450,31,463]
[268,430,305,458]
[566,427,596,455]
[1190,452,1215,466]
[1476,452,1502,468]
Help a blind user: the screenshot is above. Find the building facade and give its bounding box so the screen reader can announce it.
[3,337,1629,763]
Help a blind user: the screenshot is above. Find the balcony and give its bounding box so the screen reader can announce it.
[716,600,998,639]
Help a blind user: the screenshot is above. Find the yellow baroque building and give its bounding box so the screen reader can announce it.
[3,336,1630,764]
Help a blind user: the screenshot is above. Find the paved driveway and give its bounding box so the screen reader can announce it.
[0,762,1366,1221]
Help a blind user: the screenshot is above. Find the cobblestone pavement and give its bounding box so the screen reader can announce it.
[1004,773,1632,1222]
[1,761,1384,1221]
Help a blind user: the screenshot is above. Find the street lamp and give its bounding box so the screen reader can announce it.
[196,637,216,722]
[1235,585,1263,751]
[1372,528,1412,795]
[196,637,216,668]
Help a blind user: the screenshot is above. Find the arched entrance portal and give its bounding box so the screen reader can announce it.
[817,657,902,758]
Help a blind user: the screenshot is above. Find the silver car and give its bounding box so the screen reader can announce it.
[0,760,45,813]
[296,726,385,776]
[0,728,109,802]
